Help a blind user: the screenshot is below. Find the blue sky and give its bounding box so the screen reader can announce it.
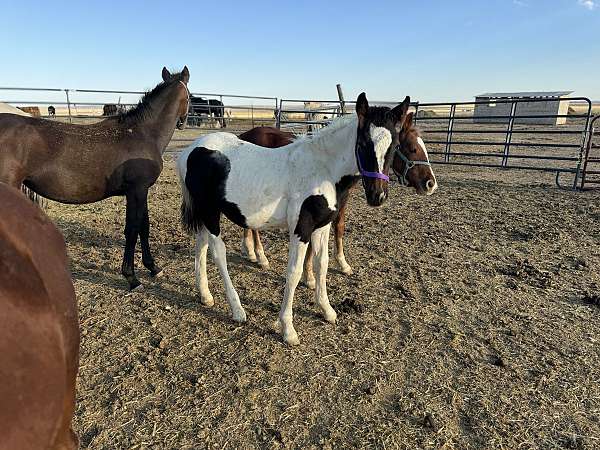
[1,0,599,103]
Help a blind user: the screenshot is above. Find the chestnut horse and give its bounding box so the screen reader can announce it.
[0,67,190,290]
[238,110,437,287]
[0,184,79,450]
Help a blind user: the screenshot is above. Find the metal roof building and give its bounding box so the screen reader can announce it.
[474,91,573,125]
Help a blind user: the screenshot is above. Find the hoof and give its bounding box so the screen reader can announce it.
[283,331,300,346]
[199,293,214,307]
[247,254,258,263]
[257,258,270,270]
[127,282,143,294]
[232,308,247,323]
[323,308,337,324]
[340,264,353,275]
[304,278,316,290]
[150,267,164,278]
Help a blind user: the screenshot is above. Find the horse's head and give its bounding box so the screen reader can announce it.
[162,66,190,130]
[392,112,437,195]
[355,93,411,206]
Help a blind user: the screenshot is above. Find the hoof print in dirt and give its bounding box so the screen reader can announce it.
[421,413,438,432]
[338,297,365,314]
[501,259,552,288]
[489,354,505,368]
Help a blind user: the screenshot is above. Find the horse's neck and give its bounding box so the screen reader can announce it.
[143,88,180,153]
[299,116,358,181]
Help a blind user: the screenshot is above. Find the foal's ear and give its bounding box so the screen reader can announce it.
[402,112,415,132]
[356,92,369,127]
[391,96,410,124]
[181,66,190,84]
[162,67,171,81]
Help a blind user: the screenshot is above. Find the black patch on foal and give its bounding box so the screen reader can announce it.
[294,195,337,243]
[335,175,360,205]
[182,146,247,236]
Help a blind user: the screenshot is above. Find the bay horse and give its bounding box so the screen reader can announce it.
[178,93,409,345]
[0,183,79,450]
[0,66,191,290]
[238,111,437,286]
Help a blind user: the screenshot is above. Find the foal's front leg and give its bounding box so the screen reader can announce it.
[278,234,309,345]
[240,228,257,262]
[253,230,269,269]
[311,224,337,323]
[121,188,146,290]
[140,197,162,277]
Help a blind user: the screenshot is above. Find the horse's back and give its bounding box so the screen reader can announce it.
[239,127,294,148]
[0,184,79,450]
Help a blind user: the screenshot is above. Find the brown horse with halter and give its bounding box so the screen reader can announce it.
[0,183,80,450]
[0,67,190,290]
[238,108,437,287]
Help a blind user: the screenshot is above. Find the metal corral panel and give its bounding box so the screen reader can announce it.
[474,92,573,125]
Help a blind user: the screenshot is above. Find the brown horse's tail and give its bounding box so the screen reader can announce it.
[21,185,46,208]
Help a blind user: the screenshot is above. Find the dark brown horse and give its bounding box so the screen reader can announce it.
[238,117,437,287]
[0,66,190,290]
[0,183,79,450]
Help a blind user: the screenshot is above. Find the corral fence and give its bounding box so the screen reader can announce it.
[276,96,596,190]
[0,86,279,134]
[2,86,598,190]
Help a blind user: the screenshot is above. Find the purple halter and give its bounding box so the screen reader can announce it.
[355,145,390,181]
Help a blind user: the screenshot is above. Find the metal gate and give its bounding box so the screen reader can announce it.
[413,97,593,189]
[580,115,600,190]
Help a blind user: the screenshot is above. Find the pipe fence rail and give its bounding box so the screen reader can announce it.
[2,86,598,190]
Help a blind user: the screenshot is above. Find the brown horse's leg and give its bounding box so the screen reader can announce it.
[334,192,353,275]
[302,241,316,289]
[241,228,257,262]
[121,188,145,290]
[253,230,270,269]
[140,197,162,277]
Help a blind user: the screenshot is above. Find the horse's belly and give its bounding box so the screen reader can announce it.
[244,198,287,230]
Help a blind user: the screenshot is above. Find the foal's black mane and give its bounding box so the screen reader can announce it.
[117,71,184,126]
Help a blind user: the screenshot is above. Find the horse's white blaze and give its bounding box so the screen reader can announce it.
[370,125,392,172]
[417,136,430,162]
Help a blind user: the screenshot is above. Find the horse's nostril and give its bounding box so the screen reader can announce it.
[425,178,437,193]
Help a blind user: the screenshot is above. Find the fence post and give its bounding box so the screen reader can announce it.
[444,104,456,162]
[336,84,347,116]
[275,99,282,129]
[573,101,593,189]
[64,89,72,123]
[502,101,517,167]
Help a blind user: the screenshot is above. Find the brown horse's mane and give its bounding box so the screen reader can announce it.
[117,71,184,126]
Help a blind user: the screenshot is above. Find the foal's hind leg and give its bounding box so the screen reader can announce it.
[333,195,353,275]
[207,232,246,323]
[253,230,270,269]
[121,188,145,290]
[195,227,213,306]
[240,228,257,262]
[140,195,162,277]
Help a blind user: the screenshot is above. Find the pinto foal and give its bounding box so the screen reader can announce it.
[178,93,408,344]
[238,111,437,286]
[0,184,79,450]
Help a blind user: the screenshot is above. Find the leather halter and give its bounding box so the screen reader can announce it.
[393,144,432,186]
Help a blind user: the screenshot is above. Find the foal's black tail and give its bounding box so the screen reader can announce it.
[180,185,204,235]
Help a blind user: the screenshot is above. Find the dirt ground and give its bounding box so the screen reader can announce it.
[43,157,600,449]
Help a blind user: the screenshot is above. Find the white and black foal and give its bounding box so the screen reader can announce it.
[177,93,410,345]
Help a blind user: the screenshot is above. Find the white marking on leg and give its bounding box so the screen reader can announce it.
[207,233,247,323]
[311,224,337,323]
[370,125,392,172]
[195,228,214,306]
[279,234,309,345]
[334,236,353,275]
[253,230,270,269]
[241,229,257,262]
